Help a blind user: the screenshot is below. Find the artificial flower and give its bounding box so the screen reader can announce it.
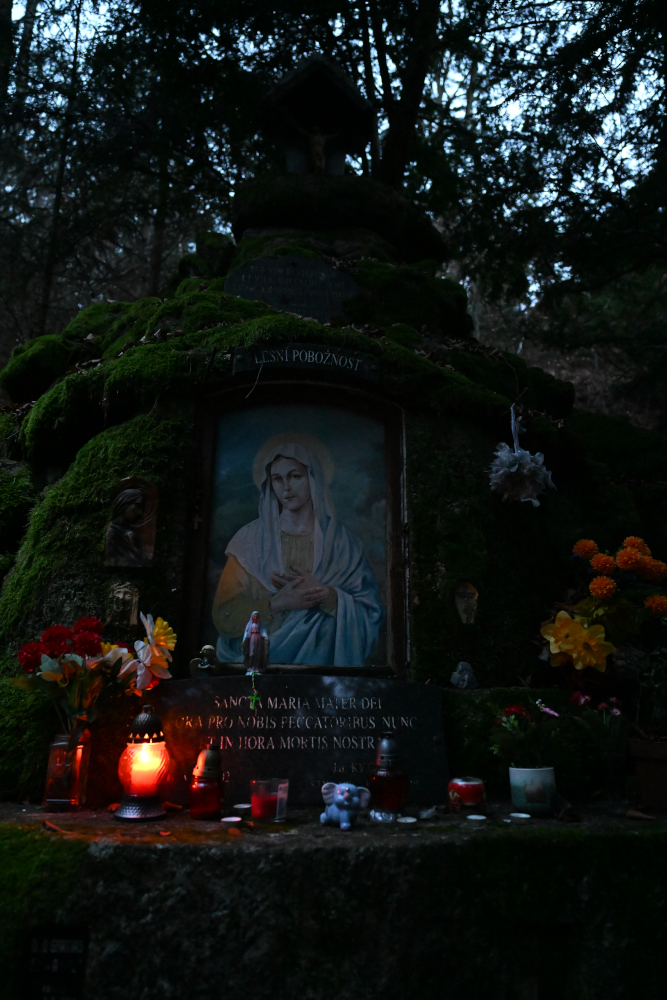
[623,536,651,556]
[501,704,531,718]
[569,691,591,707]
[40,624,73,657]
[536,699,559,717]
[573,539,598,560]
[645,594,667,616]
[17,641,45,673]
[639,558,667,583]
[615,547,645,572]
[559,622,616,672]
[71,616,103,636]
[590,553,616,576]
[71,630,103,658]
[118,612,176,692]
[589,576,617,600]
[541,611,579,653]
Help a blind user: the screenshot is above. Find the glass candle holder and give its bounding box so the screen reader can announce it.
[189,739,223,820]
[250,779,289,822]
[116,705,171,821]
[43,730,91,812]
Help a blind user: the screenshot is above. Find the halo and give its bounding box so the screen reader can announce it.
[252,433,334,488]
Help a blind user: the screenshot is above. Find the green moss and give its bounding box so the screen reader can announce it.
[2,406,194,648]
[0,825,86,998]
[99,297,161,358]
[343,260,472,338]
[0,461,37,553]
[60,300,131,343]
[0,336,73,403]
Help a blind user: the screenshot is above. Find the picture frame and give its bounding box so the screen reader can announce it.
[182,378,407,676]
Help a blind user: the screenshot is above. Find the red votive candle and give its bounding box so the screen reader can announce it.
[249,780,289,821]
[448,776,486,812]
[251,793,278,819]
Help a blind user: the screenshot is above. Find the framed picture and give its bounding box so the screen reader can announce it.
[185,383,406,674]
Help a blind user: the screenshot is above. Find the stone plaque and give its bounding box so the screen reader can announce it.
[150,675,447,806]
[224,255,360,323]
[232,341,379,381]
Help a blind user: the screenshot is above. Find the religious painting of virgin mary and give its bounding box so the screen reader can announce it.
[205,404,387,667]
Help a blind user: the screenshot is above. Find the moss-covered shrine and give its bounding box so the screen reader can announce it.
[1,56,667,998]
[0,166,666,799]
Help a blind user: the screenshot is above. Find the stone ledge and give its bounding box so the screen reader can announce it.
[3,802,667,999]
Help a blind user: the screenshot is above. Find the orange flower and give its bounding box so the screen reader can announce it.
[615,547,645,572]
[590,553,615,576]
[624,536,651,556]
[589,576,617,600]
[573,539,598,560]
[639,558,667,583]
[645,595,667,616]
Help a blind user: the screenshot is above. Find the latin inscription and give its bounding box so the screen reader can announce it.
[150,676,447,805]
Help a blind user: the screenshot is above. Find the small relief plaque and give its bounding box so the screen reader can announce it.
[105,477,158,568]
[232,342,379,382]
[224,255,360,323]
[149,675,448,805]
[27,926,88,999]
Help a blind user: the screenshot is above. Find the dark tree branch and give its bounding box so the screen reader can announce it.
[377,0,441,188]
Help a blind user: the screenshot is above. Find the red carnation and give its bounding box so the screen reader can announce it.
[17,641,45,673]
[40,624,73,657]
[502,705,531,718]
[71,617,103,637]
[71,630,103,658]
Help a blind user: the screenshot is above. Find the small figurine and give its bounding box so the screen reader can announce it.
[190,645,221,678]
[320,782,370,830]
[450,661,479,689]
[243,611,269,674]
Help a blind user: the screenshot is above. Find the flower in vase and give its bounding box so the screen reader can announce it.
[569,691,591,707]
[17,641,45,673]
[40,624,73,657]
[589,576,617,600]
[71,617,104,637]
[560,623,616,672]
[640,558,667,583]
[536,700,559,717]
[623,536,651,556]
[573,539,598,560]
[645,594,667,616]
[541,611,578,653]
[590,553,616,576]
[615,547,645,572]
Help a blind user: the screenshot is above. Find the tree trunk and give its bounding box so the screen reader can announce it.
[0,0,13,106]
[148,152,169,296]
[37,1,81,336]
[377,0,441,189]
[13,0,38,111]
[360,1,381,175]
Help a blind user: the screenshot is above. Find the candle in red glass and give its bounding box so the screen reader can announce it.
[116,705,171,821]
[369,732,409,813]
[189,739,224,820]
[251,793,278,818]
[250,780,289,821]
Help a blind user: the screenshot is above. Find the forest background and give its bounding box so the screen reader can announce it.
[0,0,665,427]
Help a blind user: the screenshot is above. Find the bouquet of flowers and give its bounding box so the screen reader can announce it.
[540,535,667,675]
[8,612,176,737]
[490,699,562,768]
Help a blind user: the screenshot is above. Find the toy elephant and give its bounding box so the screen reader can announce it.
[320,782,371,830]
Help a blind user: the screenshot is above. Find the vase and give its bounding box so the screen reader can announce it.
[628,739,667,809]
[43,730,91,812]
[509,766,557,817]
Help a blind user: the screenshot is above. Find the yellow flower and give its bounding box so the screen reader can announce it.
[541,611,578,654]
[560,623,616,672]
[100,642,119,656]
[153,617,177,650]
